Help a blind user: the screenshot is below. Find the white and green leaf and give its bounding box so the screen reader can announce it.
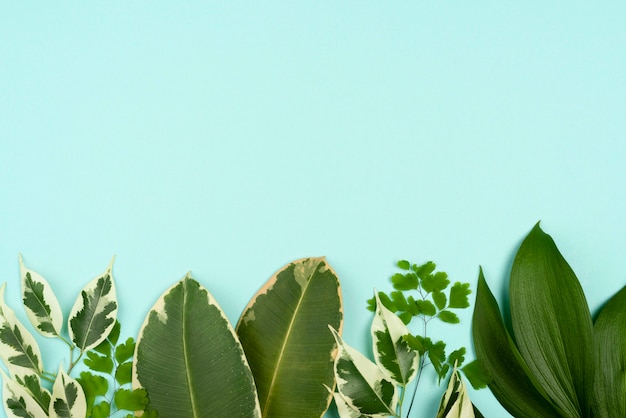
[371,291,418,387]
[14,373,51,413]
[330,326,398,417]
[68,258,118,352]
[1,369,48,418]
[133,274,261,418]
[49,367,87,418]
[436,366,474,418]
[326,388,371,418]
[0,283,43,377]
[20,256,63,338]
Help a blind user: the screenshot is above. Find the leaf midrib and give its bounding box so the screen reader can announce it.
[182,278,199,418]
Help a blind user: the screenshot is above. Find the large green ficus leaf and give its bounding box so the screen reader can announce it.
[236,257,343,417]
[68,259,118,353]
[133,274,261,418]
[509,223,594,417]
[592,285,626,418]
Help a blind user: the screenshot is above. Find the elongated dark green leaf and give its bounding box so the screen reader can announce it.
[0,283,43,377]
[510,223,594,417]
[20,256,64,338]
[1,369,47,418]
[592,285,626,418]
[371,292,418,387]
[68,259,118,352]
[133,275,261,418]
[329,327,397,416]
[236,257,343,417]
[472,270,561,418]
[49,367,87,418]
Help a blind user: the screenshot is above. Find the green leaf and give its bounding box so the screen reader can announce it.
[236,257,343,417]
[1,369,48,418]
[510,223,594,417]
[134,275,261,417]
[422,271,450,293]
[115,362,132,385]
[371,292,419,387]
[591,285,626,417]
[428,340,447,374]
[115,337,135,363]
[436,367,475,418]
[392,272,418,291]
[449,282,471,309]
[416,299,437,316]
[460,360,490,390]
[433,290,447,310]
[49,367,87,418]
[83,351,113,374]
[20,256,63,338]
[438,310,460,324]
[76,371,108,413]
[329,327,397,416]
[0,283,43,377]
[68,259,118,353]
[113,388,149,411]
[448,347,466,368]
[397,260,411,270]
[472,269,561,417]
[92,401,110,418]
[403,334,427,354]
[14,374,51,413]
[328,390,369,418]
[390,290,409,311]
[412,261,436,278]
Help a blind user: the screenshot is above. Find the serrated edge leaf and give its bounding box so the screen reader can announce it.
[0,283,43,377]
[20,256,63,338]
[330,326,398,416]
[50,367,87,418]
[68,258,118,352]
[371,292,419,387]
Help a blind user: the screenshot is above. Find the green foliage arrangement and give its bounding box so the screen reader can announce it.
[132,256,343,418]
[0,257,148,418]
[472,223,626,418]
[327,261,486,418]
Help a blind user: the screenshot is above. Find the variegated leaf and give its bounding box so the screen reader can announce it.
[20,256,63,338]
[49,367,87,418]
[68,259,117,352]
[371,291,418,387]
[14,373,51,413]
[329,326,397,417]
[326,388,370,418]
[1,369,48,418]
[0,283,43,377]
[437,366,474,418]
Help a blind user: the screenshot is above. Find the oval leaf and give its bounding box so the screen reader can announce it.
[329,326,397,416]
[472,270,562,418]
[236,257,343,417]
[68,259,118,353]
[510,223,594,417]
[1,369,48,418]
[20,255,63,338]
[133,274,261,418]
[50,367,87,418]
[0,283,43,377]
[592,285,626,417]
[371,292,418,387]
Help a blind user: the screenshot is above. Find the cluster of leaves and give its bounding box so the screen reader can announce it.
[329,293,481,418]
[367,261,486,391]
[0,257,149,418]
[473,223,626,418]
[77,321,152,418]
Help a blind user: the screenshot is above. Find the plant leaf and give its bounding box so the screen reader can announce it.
[49,367,87,418]
[1,369,48,418]
[75,371,108,415]
[115,362,132,385]
[115,338,135,364]
[68,259,118,353]
[328,389,371,418]
[20,256,63,338]
[329,326,398,416]
[433,290,447,310]
[510,223,594,417]
[448,282,471,309]
[371,292,419,387]
[591,284,626,417]
[0,283,43,377]
[438,310,460,324]
[133,274,261,417]
[83,352,113,374]
[113,388,149,411]
[436,367,474,418]
[236,257,343,417]
[472,269,562,417]
[14,374,51,413]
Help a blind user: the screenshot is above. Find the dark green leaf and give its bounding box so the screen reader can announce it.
[397,260,411,270]
[115,362,132,385]
[510,223,594,417]
[461,360,490,390]
[0,324,41,374]
[403,334,427,354]
[84,351,113,374]
[377,292,396,312]
[15,374,51,412]
[22,272,57,336]
[6,396,34,418]
[472,269,561,417]
[438,310,459,324]
[448,282,471,309]
[592,285,626,417]
[114,388,150,411]
[428,340,446,373]
[432,290,447,310]
[107,321,121,346]
[448,347,466,367]
[115,337,135,363]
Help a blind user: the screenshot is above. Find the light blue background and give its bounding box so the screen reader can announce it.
[1,2,625,417]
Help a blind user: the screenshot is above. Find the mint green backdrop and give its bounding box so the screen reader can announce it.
[1,2,625,417]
